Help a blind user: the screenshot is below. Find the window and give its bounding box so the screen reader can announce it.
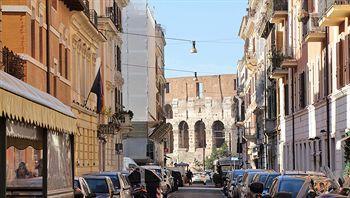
[299,72,306,108]
[59,43,63,75]
[337,41,345,89]
[284,84,289,115]
[39,26,43,63]
[117,46,121,72]
[233,79,237,90]
[165,83,170,93]
[65,48,69,79]
[196,82,203,98]
[31,19,35,58]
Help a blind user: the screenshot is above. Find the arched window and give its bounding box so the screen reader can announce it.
[194,120,206,149]
[178,121,189,149]
[164,104,173,119]
[212,121,225,148]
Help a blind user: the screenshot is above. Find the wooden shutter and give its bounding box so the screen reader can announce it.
[346,35,350,84]
[31,20,36,58]
[65,48,70,79]
[342,37,348,85]
[59,43,63,75]
[299,72,306,108]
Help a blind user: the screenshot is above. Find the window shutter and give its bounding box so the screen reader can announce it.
[345,35,350,84]
[65,48,70,79]
[59,43,63,75]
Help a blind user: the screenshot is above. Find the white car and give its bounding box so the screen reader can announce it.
[142,165,172,196]
[192,172,207,185]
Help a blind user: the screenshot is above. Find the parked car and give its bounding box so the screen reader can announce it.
[192,172,207,185]
[260,174,338,198]
[171,170,183,188]
[142,165,171,196]
[248,172,280,198]
[121,171,148,198]
[163,168,175,191]
[74,177,95,198]
[83,175,119,198]
[128,167,162,198]
[88,172,132,198]
[227,169,245,198]
[232,169,265,198]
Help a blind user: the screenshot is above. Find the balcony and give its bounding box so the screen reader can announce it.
[268,51,288,79]
[82,0,98,28]
[2,47,25,80]
[319,0,350,26]
[302,14,326,42]
[61,0,85,11]
[269,0,288,23]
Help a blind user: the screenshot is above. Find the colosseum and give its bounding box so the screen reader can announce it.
[164,74,238,170]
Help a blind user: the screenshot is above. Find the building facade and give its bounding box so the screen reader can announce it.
[238,0,350,177]
[165,74,238,170]
[122,1,168,165]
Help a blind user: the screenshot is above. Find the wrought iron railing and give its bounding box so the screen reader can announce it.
[106,6,116,24]
[89,9,98,27]
[319,0,350,17]
[83,0,90,18]
[272,0,288,12]
[302,14,325,39]
[2,47,25,80]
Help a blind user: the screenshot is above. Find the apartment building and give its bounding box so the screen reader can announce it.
[122,1,169,165]
[238,0,350,177]
[238,0,280,170]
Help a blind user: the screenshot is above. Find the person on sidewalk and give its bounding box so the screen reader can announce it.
[186,169,193,186]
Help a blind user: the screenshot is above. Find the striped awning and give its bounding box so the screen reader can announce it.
[149,122,172,142]
[0,71,76,134]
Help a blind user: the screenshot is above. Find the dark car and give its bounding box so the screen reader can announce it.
[128,168,162,198]
[121,171,148,198]
[248,172,280,197]
[233,169,265,198]
[88,172,132,198]
[74,177,95,198]
[226,169,245,197]
[83,175,118,198]
[171,170,183,188]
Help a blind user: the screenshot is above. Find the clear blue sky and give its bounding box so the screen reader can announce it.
[148,0,247,78]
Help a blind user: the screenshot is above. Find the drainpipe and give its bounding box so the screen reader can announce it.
[46,0,50,94]
[291,68,296,170]
[325,27,331,168]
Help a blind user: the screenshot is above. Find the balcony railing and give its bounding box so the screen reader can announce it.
[272,0,288,12]
[302,14,326,42]
[319,0,350,17]
[2,47,25,80]
[83,0,90,17]
[89,9,98,27]
[268,0,288,23]
[106,7,116,24]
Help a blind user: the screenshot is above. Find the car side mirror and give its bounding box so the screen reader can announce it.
[249,182,264,194]
[275,192,292,198]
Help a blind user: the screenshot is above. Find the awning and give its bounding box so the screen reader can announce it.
[149,122,172,142]
[0,71,76,133]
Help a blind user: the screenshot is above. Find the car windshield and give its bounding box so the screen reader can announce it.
[85,178,109,193]
[100,175,120,189]
[278,178,305,198]
[265,175,279,189]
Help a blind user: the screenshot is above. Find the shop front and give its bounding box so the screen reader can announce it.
[0,71,76,197]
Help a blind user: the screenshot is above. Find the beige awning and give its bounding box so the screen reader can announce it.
[0,71,76,134]
[149,122,172,142]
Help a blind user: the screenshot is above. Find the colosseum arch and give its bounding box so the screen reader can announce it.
[178,121,189,149]
[212,120,225,148]
[194,120,206,149]
[164,104,173,119]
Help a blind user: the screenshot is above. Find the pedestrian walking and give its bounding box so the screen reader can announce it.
[186,169,193,186]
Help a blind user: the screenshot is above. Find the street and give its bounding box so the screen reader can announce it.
[169,183,225,198]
